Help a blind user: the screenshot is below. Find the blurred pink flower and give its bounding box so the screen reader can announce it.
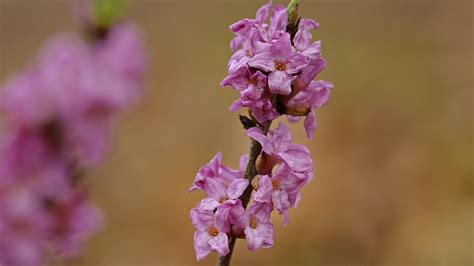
[0,19,147,265]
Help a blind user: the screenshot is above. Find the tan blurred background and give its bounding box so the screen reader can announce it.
[0,0,472,265]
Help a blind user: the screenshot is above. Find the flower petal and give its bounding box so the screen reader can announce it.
[304,109,317,139]
[228,50,251,73]
[286,52,310,74]
[293,57,327,93]
[202,177,227,201]
[274,164,308,193]
[268,71,293,95]
[255,0,272,23]
[219,164,241,182]
[230,18,257,35]
[229,98,243,112]
[252,41,272,55]
[230,35,243,52]
[309,80,333,108]
[272,189,290,214]
[190,207,213,232]
[226,178,249,199]
[248,51,275,72]
[244,227,265,251]
[209,152,222,176]
[229,200,248,229]
[194,231,212,261]
[208,232,230,257]
[278,144,312,173]
[252,175,273,203]
[293,18,319,51]
[270,123,293,145]
[220,66,250,90]
[257,222,274,248]
[288,191,302,208]
[239,154,249,172]
[268,5,288,39]
[197,197,220,211]
[247,202,273,223]
[301,41,321,60]
[246,127,273,154]
[214,203,232,233]
[269,33,292,60]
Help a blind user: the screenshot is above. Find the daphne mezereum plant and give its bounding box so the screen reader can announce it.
[0,0,147,265]
[189,0,333,265]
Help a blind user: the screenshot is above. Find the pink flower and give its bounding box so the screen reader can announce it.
[199,177,248,208]
[190,205,231,261]
[229,0,272,52]
[221,66,267,93]
[293,19,321,59]
[190,152,245,192]
[221,66,279,123]
[248,34,309,95]
[253,164,311,225]
[45,191,102,257]
[1,24,147,167]
[292,57,327,96]
[95,23,148,92]
[246,123,312,173]
[0,13,146,265]
[266,5,288,41]
[244,202,274,250]
[191,153,250,235]
[287,80,333,139]
[0,185,51,266]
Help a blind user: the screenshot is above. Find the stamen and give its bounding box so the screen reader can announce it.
[209,227,219,237]
[275,61,286,71]
[249,218,258,229]
[219,197,228,204]
[272,180,280,190]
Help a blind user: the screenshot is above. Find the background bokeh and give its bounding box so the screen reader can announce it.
[0,0,472,265]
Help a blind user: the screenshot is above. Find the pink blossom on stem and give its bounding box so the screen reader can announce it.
[287,80,333,139]
[253,163,311,225]
[244,202,274,250]
[248,34,309,95]
[192,1,333,263]
[190,205,231,261]
[246,123,313,173]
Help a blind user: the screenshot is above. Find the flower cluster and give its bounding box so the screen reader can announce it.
[221,0,333,139]
[0,21,147,266]
[190,1,333,262]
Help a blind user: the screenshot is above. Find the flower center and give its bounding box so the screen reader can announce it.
[248,78,258,85]
[249,218,258,229]
[275,61,286,71]
[272,180,280,190]
[219,197,228,204]
[245,50,252,57]
[209,227,219,237]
